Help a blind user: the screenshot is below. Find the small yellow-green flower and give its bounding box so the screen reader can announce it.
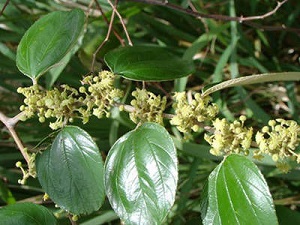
[80,70,123,122]
[17,71,123,129]
[129,88,167,124]
[255,119,300,163]
[204,116,253,156]
[170,92,218,133]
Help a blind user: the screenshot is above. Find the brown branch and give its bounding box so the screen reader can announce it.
[107,0,133,46]
[91,1,117,72]
[0,0,10,17]
[127,0,287,21]
[68,214,78,225]
[0,111,30,164]
[93,0,125,46]
[127,0,300,33]
[240,0,288,21]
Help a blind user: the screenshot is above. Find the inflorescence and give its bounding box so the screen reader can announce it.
[16,71,300,170]
[170,92,219,133]
[17,71,123,130]
[255,119,300,163]
[129,88,167,124]
[204,116,300,171]
[204,116,253,156]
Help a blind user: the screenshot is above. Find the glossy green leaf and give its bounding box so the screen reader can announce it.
[105,122,178,225]
[16,9,84,81]
[104,46,195,81]
[201,154,278,225]
[202,72,300,97]
[0,179,15,204]
[0,202,57,225]
[36,126,105,215]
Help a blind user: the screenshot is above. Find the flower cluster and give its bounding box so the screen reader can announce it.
[170,92,219,133]
[18,71,123,129]
[79,71,123,123]
[129,88,167,124]
[18,84,80,129]
[204,116,253,156]
[255,119,300,163]
[15,149,36,185]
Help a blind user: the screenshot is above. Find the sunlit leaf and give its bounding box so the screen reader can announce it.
[201,154,278,225]
[105,122,178,225]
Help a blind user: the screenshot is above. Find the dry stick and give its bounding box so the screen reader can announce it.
[0,0,10,16]
[0,111,30,164]
[93,0,125,46]
[239,0,288,21]
[68,214,78,225]
[128,0,300,33]
[128,0,286,22]
[91,7,116,72]
[107,0,133,46]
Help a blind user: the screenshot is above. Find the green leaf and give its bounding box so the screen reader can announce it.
[202,72,300,97]
[105,122,178,225]
[45,36,83,88]
[16,9,84,82]
[0,179,15,204]
[0,202,57,225]
[201,154,278,225]
[36,126,105,215]
[104,46,195,81]
[276,205,300,225]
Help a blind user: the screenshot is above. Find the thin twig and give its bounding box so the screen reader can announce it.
[0,111,30,164]
[0,0,10,17]
[107,0,133,46]
[68,214,78,225]
[240,0,288,21]
[93,0,125,46]
[128,0,287,22]
[91,4,116,72]
[127,0,300,33]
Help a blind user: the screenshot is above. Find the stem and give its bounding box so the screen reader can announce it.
[0,0,10,17]
[240,0,288,22]
[93,0,125,46]
[68,214,78,225]
[0,111,30,164]
[91,2,116,72]
[129,0,287,22]
[107,0,133,46]
[128,0,299,33]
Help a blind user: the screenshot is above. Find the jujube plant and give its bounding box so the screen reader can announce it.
[1,1,300,225]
